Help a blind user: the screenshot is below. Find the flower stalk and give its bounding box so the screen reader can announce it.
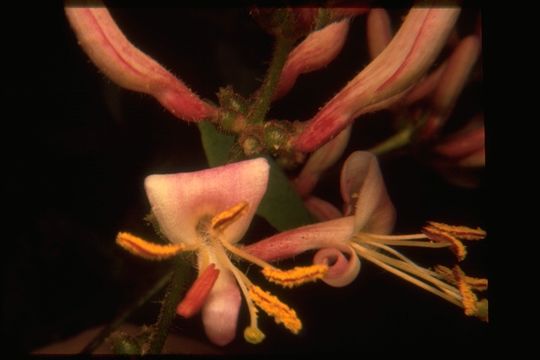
[145,256,193,354]
[248,35,296,124]
[80,270,174,354]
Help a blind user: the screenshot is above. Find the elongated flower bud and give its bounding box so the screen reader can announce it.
[295,8,460,152]
[65,5,217,122]
[274,19,350,100]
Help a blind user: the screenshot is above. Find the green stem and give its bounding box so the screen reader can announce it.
[80,270,174,354]
[146,256,192,354]
[248,36,295,124]
[370,126,414,156]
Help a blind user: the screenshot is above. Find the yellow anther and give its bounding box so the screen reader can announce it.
[248,285,302,335]
[452,266,478,316]
[211,201,249,232]
[244,326,266,344]
[116,232,185,260]
[262,264,329,288]
[422,225,467,261]
[434,265,488,291]
[427,221,486,241]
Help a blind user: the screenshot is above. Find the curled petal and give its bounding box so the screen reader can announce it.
[367,9,393,59]
[274,19,350,100]
[295,8,460,152]
[65,5,217,122]
[246,216,356,262]
[313,246,361,287]
[304,196,343,222]
[340,151,395,234]
[201,266,242,346]
[145,158,269,246]
[293,125,352,198]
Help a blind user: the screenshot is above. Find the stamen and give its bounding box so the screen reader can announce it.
[209,242,266,344]
[262,264,329,288]
[244,326,266,344]
[359,242,462,298]
[362,240,425,267]
[219,236,276,270]
[211,201,249,233]
[364,239,451,248]
[434,265,488,291]
[116,232,185,260]
[452,265,479,316]
[352,243,462,307]
[422,225,467,261]
[427,221,486,240]
[360,232,429,241]
[248,285,302,335]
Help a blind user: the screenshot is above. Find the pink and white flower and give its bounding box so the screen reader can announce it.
[247,152,487,319]
[116,158,329,346]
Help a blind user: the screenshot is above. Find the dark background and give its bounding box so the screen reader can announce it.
[4,4,487,354]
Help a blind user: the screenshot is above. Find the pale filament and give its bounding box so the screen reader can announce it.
[219,236,278,270]
[210,238,260,330]
[351,243,463,306]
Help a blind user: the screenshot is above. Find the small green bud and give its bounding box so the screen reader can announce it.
[241,136,263,157]
[108,332,141,355]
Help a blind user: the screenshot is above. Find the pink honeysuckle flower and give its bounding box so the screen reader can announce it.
[365,9,481,122]
[294,7,461,153]
[368,10,483,186]
[364,9,484,187]
[246,151,488,320]
[64,4,217,122]
[115,158,330,346]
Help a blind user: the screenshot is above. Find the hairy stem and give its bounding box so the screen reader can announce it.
[146,256,193,354]
[80,270,174,354]
[248,36,295,124]
[370,125,414,156]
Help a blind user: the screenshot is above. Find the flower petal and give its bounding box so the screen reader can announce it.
[400,61,446,105]
[145,158,269,246]
[304,196,343,222]
[434,117,485,161]
[201,266,242,346]
[295,8,460,152]
[367,9,393,59]
[177,264,220,318]
[64,5,217,122]
[421,35,481,139]
[340,152,395,234]
[274,19,350,100]
[246,216,356,262]
[293,125,352,198]
[313,246,361,287]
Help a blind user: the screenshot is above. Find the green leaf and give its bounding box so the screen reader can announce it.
[258,157,315,231]
[198,121,236,167]
[198,121,314,231]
